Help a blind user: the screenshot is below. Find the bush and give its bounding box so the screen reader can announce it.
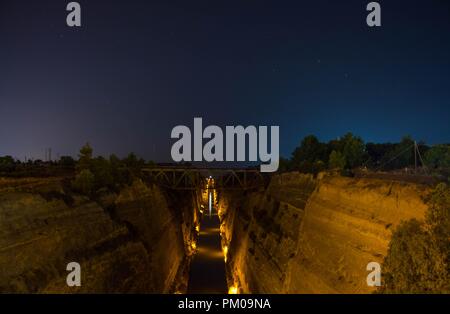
[0,155,15,172]
[313,160,326,174]
[380,183,450,293]
[424,145,450,169]
[91,156,114,190]
[77,143,93,171]
[329,150,346,170]
[72,169,95,195]
[70,144,150,195]
[59,156,75,168]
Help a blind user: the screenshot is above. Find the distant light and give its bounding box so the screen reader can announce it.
[228,285,238,294]
[223,245,228,262]
[191,242,197,250]
[208,191,212,217]
[195,225,200,232]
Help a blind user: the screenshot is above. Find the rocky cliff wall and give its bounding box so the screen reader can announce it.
[220,172,429,294]
[0,178,199,293]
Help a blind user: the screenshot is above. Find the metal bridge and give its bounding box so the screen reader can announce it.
[141,166,267,190]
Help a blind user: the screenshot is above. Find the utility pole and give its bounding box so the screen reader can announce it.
[414,141,417,174]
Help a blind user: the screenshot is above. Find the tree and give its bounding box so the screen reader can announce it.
[380,219,447,293]
[78,143,93,170]
[424,145,450,169]
[72,169,95,195]
[91,156,114,190]
[328,150,346,170]
[109,154,125,186]
[341,133,365,169]
[0,155,15,172]
[426,183,450,255]
[59,156,75,168]
[380,183,450,293]
[278,157,292,173]
[313,160,326,174]
[365,142,396,168]
[123,152,145,178]
[291,135,328,173]
[380,136,415,170]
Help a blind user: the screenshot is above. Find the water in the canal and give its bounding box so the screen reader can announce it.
[187,204,227,294]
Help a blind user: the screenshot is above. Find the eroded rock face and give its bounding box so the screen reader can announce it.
[0,178,199,293]
[220,173,429,294]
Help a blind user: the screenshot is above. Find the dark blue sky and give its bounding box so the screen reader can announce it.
[1,0,449,161]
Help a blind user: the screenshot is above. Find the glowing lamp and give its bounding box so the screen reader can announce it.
[228,285,238,294]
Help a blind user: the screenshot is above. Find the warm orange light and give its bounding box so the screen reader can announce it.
[197,247,224,259]
[195,225,200,232]
[223,245,228,262]
[191,242,197,250]
[228,285,238,294]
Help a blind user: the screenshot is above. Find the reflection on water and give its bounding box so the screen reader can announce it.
[199,227,220,236]
[208,191,212,217]
[197,247,224,259]
[187,191,227,293]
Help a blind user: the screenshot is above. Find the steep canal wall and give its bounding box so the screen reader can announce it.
[219,172,429,294]
[0,178,200,293]
[0,172,431,294]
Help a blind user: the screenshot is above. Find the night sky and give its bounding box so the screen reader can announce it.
[1,0,449,162]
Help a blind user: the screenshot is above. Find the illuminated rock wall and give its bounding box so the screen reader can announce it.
[0,178,199,293]
[220,173,429,294]
[218,173,317,293]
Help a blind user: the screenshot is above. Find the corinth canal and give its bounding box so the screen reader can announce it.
[188,182,227,293]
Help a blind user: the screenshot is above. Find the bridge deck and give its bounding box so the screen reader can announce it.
[142,167,267,190]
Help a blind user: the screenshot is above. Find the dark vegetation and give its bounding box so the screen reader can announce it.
[278,133,450,179]
[1,133,449,188]
[71,143,153,196]
[0,143,154,197]
[1,137,449,293]
[380,183,450,293]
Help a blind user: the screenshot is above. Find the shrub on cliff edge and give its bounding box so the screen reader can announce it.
[380,183,450,293]
[71,169,95,195]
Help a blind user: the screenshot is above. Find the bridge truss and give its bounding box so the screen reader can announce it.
[142,167,267,190]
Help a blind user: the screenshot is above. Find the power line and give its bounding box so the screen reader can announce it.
[375,143,415,172]
[374,141,429,175]
[415,141,429,175]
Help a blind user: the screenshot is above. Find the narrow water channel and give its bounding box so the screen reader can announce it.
[187,192,227,293]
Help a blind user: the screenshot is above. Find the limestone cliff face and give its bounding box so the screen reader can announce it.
[219,173,317,293]
[0,178,198,293]
[220,172,429,294]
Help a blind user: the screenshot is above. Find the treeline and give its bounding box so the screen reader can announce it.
[0,143,153,195]
[71,143,153,195]
[1,134,450,178]
[0,155,77,177]
[279,133,450,174]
